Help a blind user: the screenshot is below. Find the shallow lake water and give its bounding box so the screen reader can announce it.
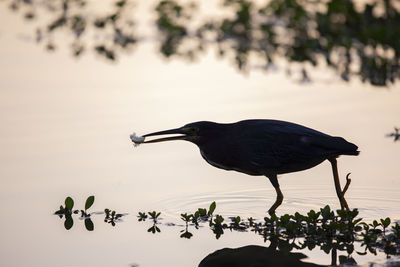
[1,4,400,267]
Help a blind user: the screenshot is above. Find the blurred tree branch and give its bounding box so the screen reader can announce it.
[4,0,400,86]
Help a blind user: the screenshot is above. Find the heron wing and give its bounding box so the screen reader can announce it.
[234,120,358,173]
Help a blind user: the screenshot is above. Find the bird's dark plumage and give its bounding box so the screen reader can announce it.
[185,120,358,177]
[134,119,359,213]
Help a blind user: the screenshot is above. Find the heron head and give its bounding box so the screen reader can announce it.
[140,121,222,145]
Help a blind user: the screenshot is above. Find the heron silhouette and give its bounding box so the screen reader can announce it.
[131,120,359,214]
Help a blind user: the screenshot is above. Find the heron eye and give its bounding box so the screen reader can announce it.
[186,127,198,134]
[183,126,199,134]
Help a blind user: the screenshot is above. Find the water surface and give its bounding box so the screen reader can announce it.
[0,6,400,267]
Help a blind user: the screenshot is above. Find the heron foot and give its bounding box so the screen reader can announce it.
[338,173,351,211]
[268,187,283,215]
[329,158,351,211]
[342,173,351,196]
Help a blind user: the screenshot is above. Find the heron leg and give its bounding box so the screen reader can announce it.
[267,175,284,215]
[328,158,350,211]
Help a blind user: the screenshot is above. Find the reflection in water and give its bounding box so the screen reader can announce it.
[54,196,126,231]
[4,0,400,86]
[199,245,325,267]
[144,211,162,234]
[54,198,400,265]
[55,210,126,231]
[55,212,96,231]
[138,203,400,265]
[386,127,400,142]
[104,208,125,226]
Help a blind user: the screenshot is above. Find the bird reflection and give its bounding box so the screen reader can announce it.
[199,245,325,267]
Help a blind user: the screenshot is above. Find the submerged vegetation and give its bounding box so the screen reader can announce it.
[54,196,400,265]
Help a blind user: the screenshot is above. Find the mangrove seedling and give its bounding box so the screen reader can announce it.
[81,195,95,218]
[148,211,161,222]
[138,212,148,221]
[104,208,124,226]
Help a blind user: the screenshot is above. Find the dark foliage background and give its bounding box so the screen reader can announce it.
[6,0,400,86]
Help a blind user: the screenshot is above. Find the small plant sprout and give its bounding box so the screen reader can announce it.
[392,223,400,239]
[53,197,77,230]
[229,216,246,231]
[130,132,145,146]
[104,208,124,226]
[85,196,95,211]
[65,197,74,212]
[211,215,226,239]
[208,201,216,216]
[380,217,391,234]
[181,213,193,224]
[138,212,148,221]
[54,196,78,216]
[81,195,95,217]
[248,217,255,227]
[54,198,400,258]
[54,196,130,231]
[148,211,161,221]
[179,213,195,239]
[136,211,162,234]
[54,204,67,216]
[145,211,162,234]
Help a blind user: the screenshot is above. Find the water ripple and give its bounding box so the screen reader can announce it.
[153,186,400,222]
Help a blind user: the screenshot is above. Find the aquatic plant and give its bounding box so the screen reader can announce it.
[54,196,125,231]
[136,202,400,261]
[54,197,400,263]
[104,208,124,227]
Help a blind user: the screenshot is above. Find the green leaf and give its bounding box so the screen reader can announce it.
[85,196,95,210]
[181,213,192,221]
[65,197,74,211]
[321,205,332,219]
[235,216,241,223]
[198,208,206,217]
[372,220,380,228]
[381,217,391,228]
[351,209,359,218]
[208,201,216,215]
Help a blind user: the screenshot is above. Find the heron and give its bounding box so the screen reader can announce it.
[130,120,359,214]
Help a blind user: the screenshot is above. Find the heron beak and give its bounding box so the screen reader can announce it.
[142,127,189,143]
